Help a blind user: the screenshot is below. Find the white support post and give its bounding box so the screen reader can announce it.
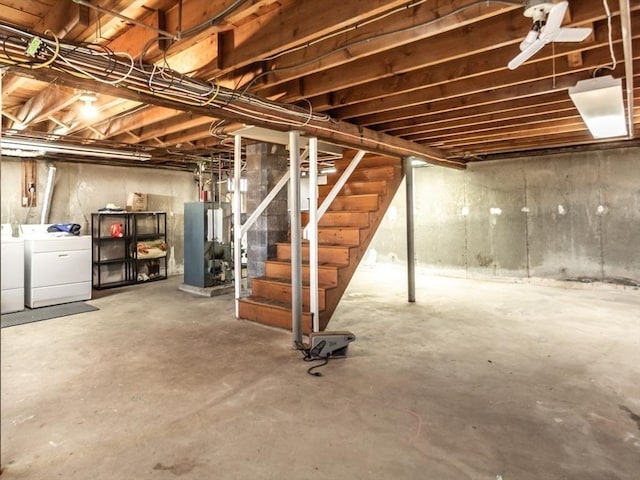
[308,137,319,331]
[233,134,242,318]
[289,131,303,346]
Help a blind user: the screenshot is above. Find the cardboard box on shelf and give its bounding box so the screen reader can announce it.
[126,193,148,212]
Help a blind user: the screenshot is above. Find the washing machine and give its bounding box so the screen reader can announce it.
[1,224,25,314]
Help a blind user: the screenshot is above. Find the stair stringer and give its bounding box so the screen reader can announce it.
[317,161,404,330]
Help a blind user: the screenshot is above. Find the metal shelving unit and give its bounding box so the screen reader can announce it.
[91,211,167,289]
[130,211,167,284]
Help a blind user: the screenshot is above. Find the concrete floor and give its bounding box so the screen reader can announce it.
[1,264,639,479]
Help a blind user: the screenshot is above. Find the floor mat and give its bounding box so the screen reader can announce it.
[1,302,99,328]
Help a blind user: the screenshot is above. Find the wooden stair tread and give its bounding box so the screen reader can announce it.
[317,225,364,231]
[266,259,348,269]
[239,296,325,314]
[277,242,358,253]
[316,225,368,246]
[276,241,356,250]
[303,210,372,228]
[325,194,379,212]
[318,182,387,198]
[327,165,401,182]
[253,276,335,291]
[333,193,378,200]
[333,158,402,169]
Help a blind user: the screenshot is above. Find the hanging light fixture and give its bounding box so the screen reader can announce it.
[79,92,98,118]
[568,75,628,139]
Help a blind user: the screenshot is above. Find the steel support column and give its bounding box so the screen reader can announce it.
[233,134,242,318]
[403,157,416,303]
[289,131,303,345]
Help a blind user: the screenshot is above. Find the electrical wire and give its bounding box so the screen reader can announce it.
[296,342,331,377]
[592,0,617,77]
[31,29,59,69]
[0,24,331,130]
[177,0,250,39]
[56,48,135,85]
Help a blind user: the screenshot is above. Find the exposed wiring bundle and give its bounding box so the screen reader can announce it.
[0,23,331,130]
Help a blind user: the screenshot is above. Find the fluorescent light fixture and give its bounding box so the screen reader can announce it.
[0,148,45,157]
[568,75,628,139]
[0,138,152,161]
[320,166,337,174]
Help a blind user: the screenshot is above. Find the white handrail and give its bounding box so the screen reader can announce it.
[239,171,290,238]
[303,150,366,238]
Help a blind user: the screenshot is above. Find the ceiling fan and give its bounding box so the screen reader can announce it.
[508,0,592,70]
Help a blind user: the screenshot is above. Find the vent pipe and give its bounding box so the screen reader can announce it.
[40,164,56,224]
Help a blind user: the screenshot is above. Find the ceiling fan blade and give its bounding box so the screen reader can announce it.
[508,38,546,70]
[542,1,569,37]
[519,29,540,51]
[553,27,592,43]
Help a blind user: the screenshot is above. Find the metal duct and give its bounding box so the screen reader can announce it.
[40,164,56,224]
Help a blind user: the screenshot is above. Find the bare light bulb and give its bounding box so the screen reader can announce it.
[79,92,98,118]
[81,99,97,118]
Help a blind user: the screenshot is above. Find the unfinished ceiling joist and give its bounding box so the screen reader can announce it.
[1,0,636,170]
[5,65,464,169]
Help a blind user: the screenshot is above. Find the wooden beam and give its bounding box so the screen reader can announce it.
[379,92,572,134]
[363,75,618,130]
[403,102,578,141]
[150,123,216,147]
[132,114,212,143]
[252,1,519,93]
[438,104,640,156]
[106,10,166,57]
[57,98,135,136]
[321,12,632,114]
[6,65,461,168]
[257,7,528,101]
[212,0,413,75]
[254,0,615,102]
[12,85,80,128]
[333,40,634,122]
[102,106,180,138]
[71,0,155,44]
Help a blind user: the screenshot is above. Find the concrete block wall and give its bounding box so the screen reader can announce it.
[370,146,640,285]
[245,143,290,283]
[0,159,196,275]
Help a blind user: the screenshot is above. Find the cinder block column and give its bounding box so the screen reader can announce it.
[245,143,289,287]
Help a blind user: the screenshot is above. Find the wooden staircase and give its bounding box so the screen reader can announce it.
[237,150,404,333]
